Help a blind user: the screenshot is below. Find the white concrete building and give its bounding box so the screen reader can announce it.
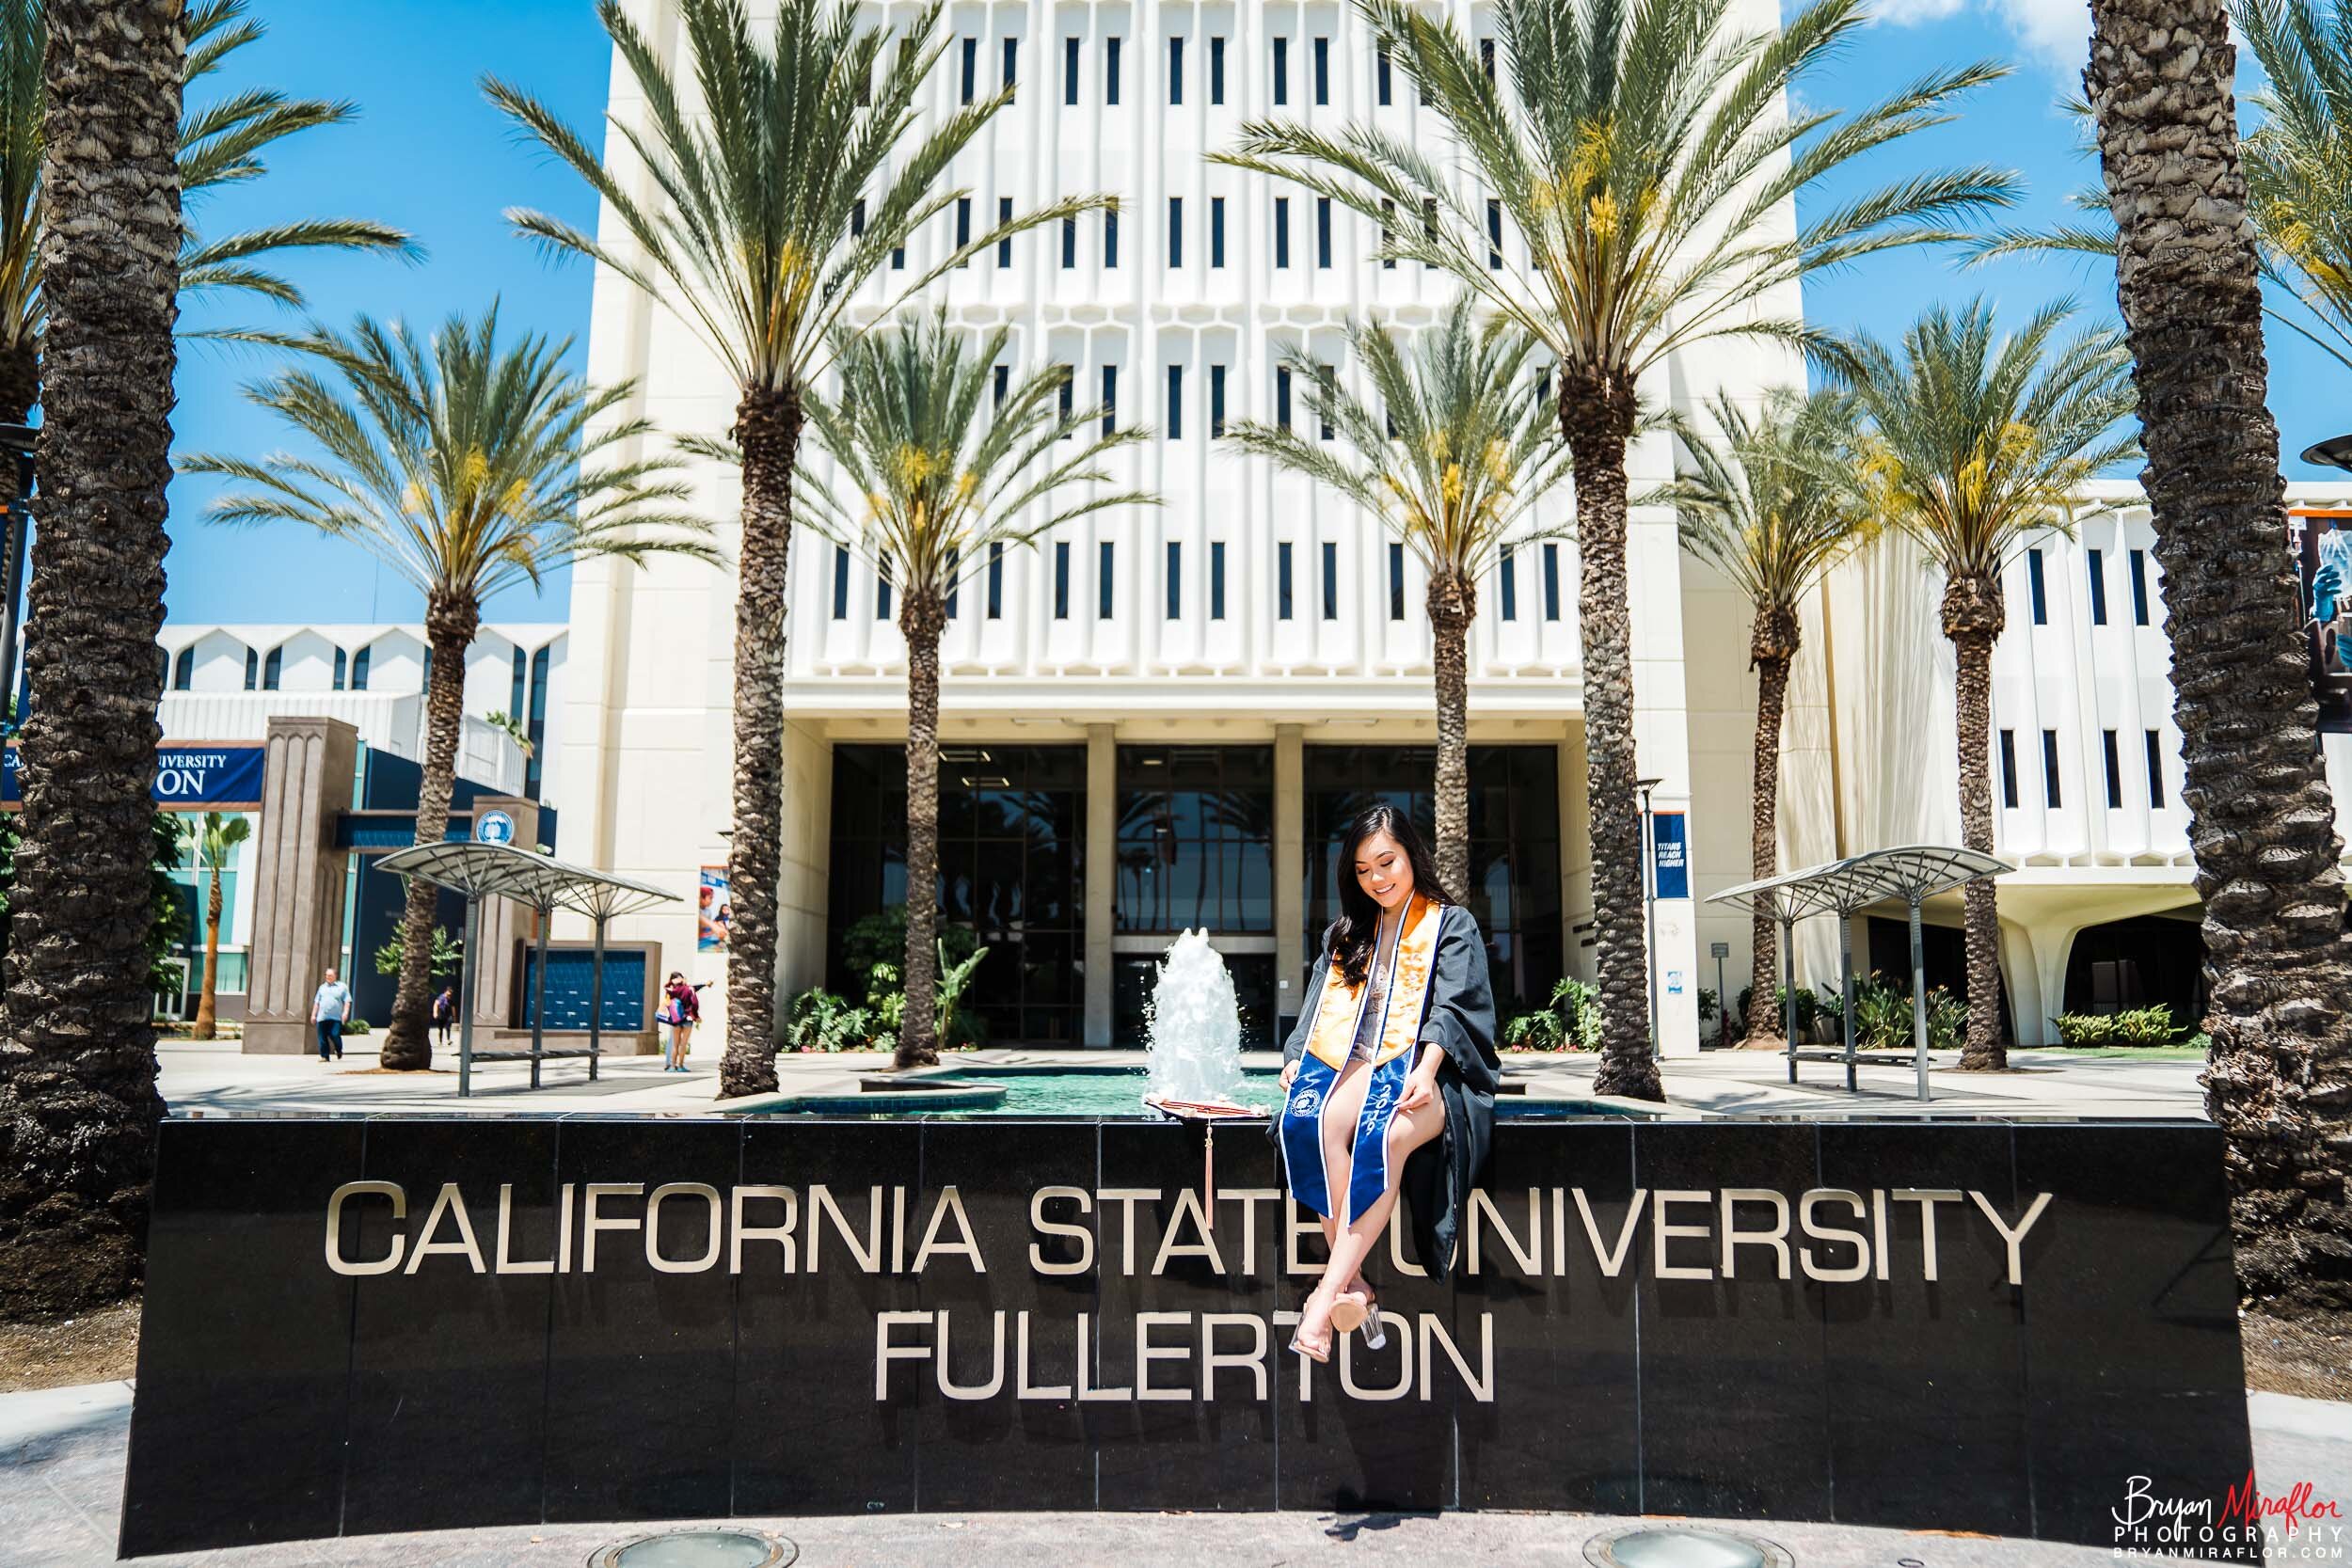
[158,622,566,804]
[554,0,2351,1053]
[560,0,1815,1053]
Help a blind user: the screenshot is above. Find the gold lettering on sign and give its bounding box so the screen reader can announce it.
[325,1180,405,1275]
[1028,1185,1093,1275]
[1798,1189,1869,1282]
[938,1310,1007,1400]
[1573,1187,1646,1277]
[1893,1189,1963,1281]
[496,1183,552,1275]
[1135,1312,1191,1401]
[1200,1313,1268,1402]
[647,1182,723,1275]
[1651,1190,1712,1280]
[1150,1190,1223,1276]
[405,1182,485,1275]
[581,1182,643,1271]
[1719,1189,1791,1280]
[913,1186,984,1274]
[729,1185,796,1273]
[1969,1190,2053,1285]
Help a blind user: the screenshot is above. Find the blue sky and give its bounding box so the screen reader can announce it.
[162,0,2347,625]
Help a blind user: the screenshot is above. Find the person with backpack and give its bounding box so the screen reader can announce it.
[658,971,706,1071]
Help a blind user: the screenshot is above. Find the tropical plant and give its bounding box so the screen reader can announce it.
[0,0,182,1318]
[933,939,990,1053]
[1840,971,1965,1053]
[1216,0,2014,1098]
[2086,0,2352,1311]
[189,811,251,1038]
[483,708,534,760]
[1670,388,1870,1048]
[1843,298,2137,1071]
[373,924,462,980]
[805,311,1155,1066]
[1222,294,1570,896]
[0,0,415,423]
[1503,974,1605,1051]
[2052,1006,2182,1047]
[786,987,877,1053]
[183,308,716,1070]
[488,0,1102,1097]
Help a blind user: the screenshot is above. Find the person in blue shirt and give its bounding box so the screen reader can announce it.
[311,968,353,1062]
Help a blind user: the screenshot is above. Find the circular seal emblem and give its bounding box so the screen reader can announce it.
[475,809,516,846]
[1288,1085,1322,1118]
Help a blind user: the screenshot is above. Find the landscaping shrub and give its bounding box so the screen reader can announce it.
[2052,1006,2182,1047]
[1502,975,1603,1051]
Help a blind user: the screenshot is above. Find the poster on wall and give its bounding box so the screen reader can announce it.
[2290,508,2352,734]
[698,865,731,951]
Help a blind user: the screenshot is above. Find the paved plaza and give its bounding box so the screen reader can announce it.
[154,1037,2214,1120]
[7,1377,2345,1568]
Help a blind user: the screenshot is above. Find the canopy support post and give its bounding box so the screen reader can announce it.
[1908,894,1931,1102]
[1839,911,1859,1092]
[588,911,608,1083]
[1780,907,1798,1079]
[458,892,482,1100]
[529,905,551,1090]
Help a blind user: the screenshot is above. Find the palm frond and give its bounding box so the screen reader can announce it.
[183,307,720,608]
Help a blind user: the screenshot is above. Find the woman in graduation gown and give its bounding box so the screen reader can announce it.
[1271,802,1500,1361]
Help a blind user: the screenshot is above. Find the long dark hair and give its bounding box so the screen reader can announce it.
[1325,803,1458,990]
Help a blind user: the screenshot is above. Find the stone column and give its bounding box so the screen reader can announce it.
[1274,723,1305,1036]
[1561,722,1597,983]
[242,717,358,1054]
[1083,723,1116,1045]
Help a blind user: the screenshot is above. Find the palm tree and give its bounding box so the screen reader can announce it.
[1972,0,2352,379]
[183,309,718,1070]
[0,0,182,1318]
[1222,294,1570,897]
[1843,299,2137,1071]
[804,311,1156,1067]
[0,0,414,423]
[487,0,1101,1098]
[1216,0,2013,1097]
[189,811,251,1040]
[1670,388,1871,1048]
[2086,0,2352,1310]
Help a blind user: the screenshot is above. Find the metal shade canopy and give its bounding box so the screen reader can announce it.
[377,841,680,1095]
[1708,845,2009,1101]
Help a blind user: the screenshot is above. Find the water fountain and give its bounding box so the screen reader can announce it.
[1142,927,1248,1111]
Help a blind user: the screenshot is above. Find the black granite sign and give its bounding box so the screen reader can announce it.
[119,1117,2261,1559]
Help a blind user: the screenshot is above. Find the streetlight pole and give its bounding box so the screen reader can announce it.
[0,423,36,731]
[1638,776,1662,1056]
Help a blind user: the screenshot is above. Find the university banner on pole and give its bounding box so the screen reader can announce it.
[698,864,730,951]
[1649,809,1690,899]
[1,740,266,811]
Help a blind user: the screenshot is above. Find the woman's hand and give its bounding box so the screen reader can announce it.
[1279,1059,1299,1087]
[1398,1047,1441,1112]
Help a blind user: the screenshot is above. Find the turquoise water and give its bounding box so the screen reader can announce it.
[761,1067,1644,1118]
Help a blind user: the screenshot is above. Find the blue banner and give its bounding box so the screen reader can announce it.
[3,742,267,810]
[1650,810,1690,899]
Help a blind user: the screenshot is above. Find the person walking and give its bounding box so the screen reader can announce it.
[431,984,455,1053]
[312,967,355,1063]
[660,972,705,1071]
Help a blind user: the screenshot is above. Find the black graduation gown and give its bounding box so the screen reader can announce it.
[1267,903,1501,1282]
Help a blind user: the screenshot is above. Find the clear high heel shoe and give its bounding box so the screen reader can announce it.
[1336,1284,1387,1350]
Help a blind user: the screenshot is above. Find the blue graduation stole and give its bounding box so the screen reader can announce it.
[1279,892,1449,1226]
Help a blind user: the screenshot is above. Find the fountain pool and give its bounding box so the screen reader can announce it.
[744,1065,1652,1118]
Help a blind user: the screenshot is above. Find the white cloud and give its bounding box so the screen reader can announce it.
[1990,0,2096,71]
[1868,0,2095,75]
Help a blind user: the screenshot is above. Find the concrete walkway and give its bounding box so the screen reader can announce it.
[158,1038,2211,1119]
[7,1378,2342,1567]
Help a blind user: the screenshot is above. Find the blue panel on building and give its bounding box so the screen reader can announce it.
[519,947,650,1032]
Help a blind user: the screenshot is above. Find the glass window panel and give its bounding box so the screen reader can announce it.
[1165,838,1212,928]
[1230,839,1273,930]
[971,789,1031,837]
[1478,846,1515,930]
[972,839,1024,930]
[880,842,907,910]
[1023,934,1073,1003]
[1165,746,1223,790]
[1024,840,1073,928]
[1516,840,1561,923]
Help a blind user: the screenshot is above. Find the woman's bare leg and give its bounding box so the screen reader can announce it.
[1302,1089,1447,1338]
[1296,1060,1370,1349]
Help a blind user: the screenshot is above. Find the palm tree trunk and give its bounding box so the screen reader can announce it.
[897,589,946,1069]
[1560,372,1662,1101]
[2087,0,2352,1312]
[1746,644,1794,1046]
[721,384,803,1099]
[1427,567,1476,899]
[0,0,183,1318]
[1944,574,2007,1070]
[381,590,477,1070]
[193,866,223,1039]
